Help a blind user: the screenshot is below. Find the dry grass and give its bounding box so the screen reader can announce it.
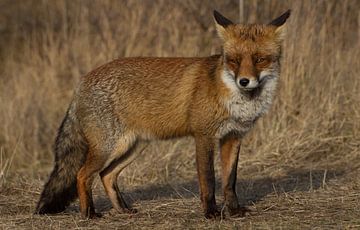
[0,0,359,228]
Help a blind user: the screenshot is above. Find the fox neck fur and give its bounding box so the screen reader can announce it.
[216,62,278,138]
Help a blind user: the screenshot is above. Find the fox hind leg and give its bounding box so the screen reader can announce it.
[77,130,136,218]
[100,138,147,215]
[77,146,107,219]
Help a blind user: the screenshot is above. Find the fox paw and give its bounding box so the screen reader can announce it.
[228,206,250,217]
[82,211,103,219]
[204,209,221,219]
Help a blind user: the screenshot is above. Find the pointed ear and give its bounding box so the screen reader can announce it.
[269,9,291,40]
[213,10,233,28]
[268,9,291,27]
[213,10,233,39]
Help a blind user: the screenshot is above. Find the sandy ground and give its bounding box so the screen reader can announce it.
[1,169,359,229]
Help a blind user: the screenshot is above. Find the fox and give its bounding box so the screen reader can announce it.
[35,10,291,219]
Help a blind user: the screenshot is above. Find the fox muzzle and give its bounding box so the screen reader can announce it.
[237,77,259,90]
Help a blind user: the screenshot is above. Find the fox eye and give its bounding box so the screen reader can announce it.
[255,57,266,64]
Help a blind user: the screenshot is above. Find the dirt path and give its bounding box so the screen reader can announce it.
[1,171,359,229]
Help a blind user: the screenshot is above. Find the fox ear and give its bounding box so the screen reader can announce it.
[213,10,233,28]
[268,9,291,40]
[213,10,233,39]
[268,9,291,27]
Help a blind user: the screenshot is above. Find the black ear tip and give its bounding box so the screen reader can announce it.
[279,9,291,21]
[284,9,291,18]
[269,9,292,26]
[213,10,234,27]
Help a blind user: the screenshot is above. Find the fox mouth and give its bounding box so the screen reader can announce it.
[240,85,262,93]
[242,88,258,92]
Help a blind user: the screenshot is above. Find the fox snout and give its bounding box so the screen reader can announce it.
[224,69,262,91]
[237,76,259,90]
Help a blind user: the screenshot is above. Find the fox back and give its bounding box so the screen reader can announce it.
[76,56,220,140]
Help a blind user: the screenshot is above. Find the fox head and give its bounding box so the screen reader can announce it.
[214,10,290,91]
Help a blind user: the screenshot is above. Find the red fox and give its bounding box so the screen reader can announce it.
[35,10,290,219]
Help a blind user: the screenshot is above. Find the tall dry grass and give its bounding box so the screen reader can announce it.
[0,0,359,185]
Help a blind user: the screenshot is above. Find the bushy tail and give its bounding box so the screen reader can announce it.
[35,106,88,214]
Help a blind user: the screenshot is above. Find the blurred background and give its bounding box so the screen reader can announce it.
[0,0,359,188]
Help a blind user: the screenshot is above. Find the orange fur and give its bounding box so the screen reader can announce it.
[35,10,290,219]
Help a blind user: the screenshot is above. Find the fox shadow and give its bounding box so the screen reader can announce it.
[94,169,343,212]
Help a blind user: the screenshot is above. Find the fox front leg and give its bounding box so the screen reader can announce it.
[220,135,248,217]
[194,135,220,219]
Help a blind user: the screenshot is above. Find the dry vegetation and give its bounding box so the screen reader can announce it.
[0,0,359,229]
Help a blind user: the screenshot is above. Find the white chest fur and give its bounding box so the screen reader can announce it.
[216,70,278,139]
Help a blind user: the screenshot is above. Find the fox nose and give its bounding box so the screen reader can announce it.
[239,78,250,87]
